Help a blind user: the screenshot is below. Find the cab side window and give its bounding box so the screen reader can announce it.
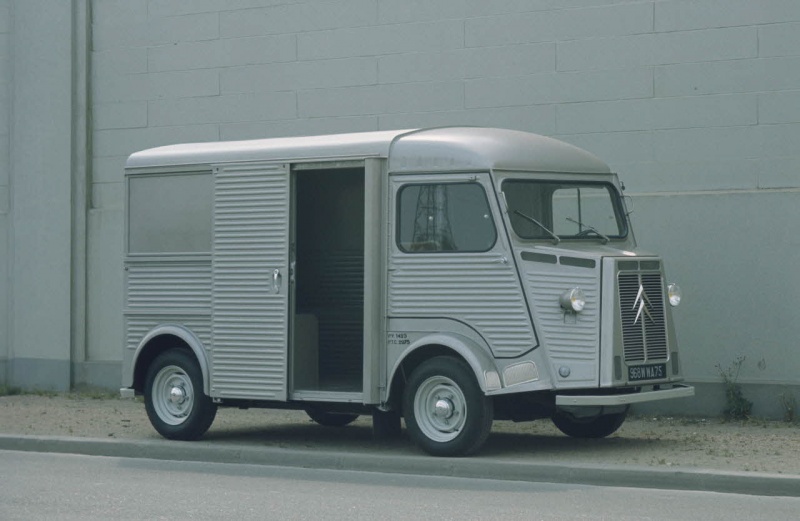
[397,182,496,253]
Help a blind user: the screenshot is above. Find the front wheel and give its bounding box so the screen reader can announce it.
[552,409,628,439]
[403,356,493,457]
[144,349,217,440]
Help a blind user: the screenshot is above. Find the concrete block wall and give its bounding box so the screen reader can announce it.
[4,1,78,391]
[6,0,795,415]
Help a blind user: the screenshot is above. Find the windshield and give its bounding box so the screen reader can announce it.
[502,179,627,240]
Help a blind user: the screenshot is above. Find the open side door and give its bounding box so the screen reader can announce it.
[211,162,290,400]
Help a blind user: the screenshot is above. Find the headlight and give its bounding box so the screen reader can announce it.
[559,288,586,312]
[667,283,682,307]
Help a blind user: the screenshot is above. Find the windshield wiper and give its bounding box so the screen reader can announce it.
[513,210,560,245]
[566,217,610,244]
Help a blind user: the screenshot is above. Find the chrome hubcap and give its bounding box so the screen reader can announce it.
[151,365,193,426]
[414,376,467,443]
[433,398,454,420]
[169,385,187,405]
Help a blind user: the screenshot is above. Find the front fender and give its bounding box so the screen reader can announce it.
[388,332,502,400]
[131,324,211,395]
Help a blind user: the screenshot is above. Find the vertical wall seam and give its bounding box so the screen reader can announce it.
[651,0,655,33]
[70,0,91,386]
[5,0,15,375]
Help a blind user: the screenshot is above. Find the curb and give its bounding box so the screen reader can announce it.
[1,434,798,497]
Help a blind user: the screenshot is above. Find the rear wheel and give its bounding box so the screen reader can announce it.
[403,356,493,457]
[305,407,359,427]
[144,349,217,440]
[552,409,628,439]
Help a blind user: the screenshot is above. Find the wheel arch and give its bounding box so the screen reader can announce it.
[132,325,210,396]
[386,333,501,409]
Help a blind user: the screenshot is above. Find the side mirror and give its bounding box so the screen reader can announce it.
[623,194,635,216]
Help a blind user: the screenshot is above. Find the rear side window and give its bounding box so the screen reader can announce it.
[397,183,496,253]
[128,172,212,254]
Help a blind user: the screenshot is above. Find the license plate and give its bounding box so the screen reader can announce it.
[628,363,666,382]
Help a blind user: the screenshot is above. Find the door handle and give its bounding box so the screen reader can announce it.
[272,269,282,293]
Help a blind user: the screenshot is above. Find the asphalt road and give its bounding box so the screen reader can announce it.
[2,450,798,521]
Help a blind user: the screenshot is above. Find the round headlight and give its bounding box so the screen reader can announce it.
[667,283,682,307]
[560,288,586,312]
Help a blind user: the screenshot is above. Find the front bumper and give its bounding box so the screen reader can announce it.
[555,384,694,407]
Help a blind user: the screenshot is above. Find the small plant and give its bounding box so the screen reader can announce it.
[69,385,118,400]
[780,389,796,423]
[716,356,752,421]
[0,385,23,397]
[0,386,66,398]
[30,389,59,398]
[67,391,108,400]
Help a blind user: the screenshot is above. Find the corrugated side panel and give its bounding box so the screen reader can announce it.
[389,254,535,358]
[127,263,212,310]
[522,262,600,364]
[126,316,212,352]
[212,164,289,400]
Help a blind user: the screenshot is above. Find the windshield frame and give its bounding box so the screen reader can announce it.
[500,176,629,242]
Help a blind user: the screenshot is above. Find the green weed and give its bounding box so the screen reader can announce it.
[0,385,23,397]
[780,390,797,423]
[716,356,752,421]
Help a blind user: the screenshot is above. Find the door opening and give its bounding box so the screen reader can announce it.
[292,168,365,394]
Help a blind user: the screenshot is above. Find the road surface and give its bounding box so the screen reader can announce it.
[1,450,797,520]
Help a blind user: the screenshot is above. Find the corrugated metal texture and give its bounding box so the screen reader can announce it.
[388,254,535,358]
[126,263,211,310]
[318,313,362,385]
[522,261,600,363]
[301,252,363,307]
[300,252,363,384]
[125,316,212,352]
[212,164,290,400]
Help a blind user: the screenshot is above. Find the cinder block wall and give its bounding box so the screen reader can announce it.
[4,1,76,390]
[9,0,800,416]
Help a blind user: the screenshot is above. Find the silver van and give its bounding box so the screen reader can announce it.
[121,127,693,456]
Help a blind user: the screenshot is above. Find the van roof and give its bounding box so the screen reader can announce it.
[125,127,611,174]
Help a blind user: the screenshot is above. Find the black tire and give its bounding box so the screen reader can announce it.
[305,407,359,427]
[372,409,402,439]
[403,356,493,457]
[144,349,217,440]
[552,409,628,439]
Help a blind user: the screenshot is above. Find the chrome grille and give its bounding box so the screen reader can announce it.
[618,271,668,362]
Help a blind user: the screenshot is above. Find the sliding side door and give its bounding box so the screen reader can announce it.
[211,163,291,401]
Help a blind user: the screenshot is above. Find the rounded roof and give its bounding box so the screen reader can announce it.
[126,127,610,174]
[388,127,610,173]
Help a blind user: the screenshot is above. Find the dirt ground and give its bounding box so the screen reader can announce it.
[1,393,798,475]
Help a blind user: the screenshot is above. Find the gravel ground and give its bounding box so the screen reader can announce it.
[1,394,798,475]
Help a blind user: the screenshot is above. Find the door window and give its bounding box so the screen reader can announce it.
[397,183,496,253]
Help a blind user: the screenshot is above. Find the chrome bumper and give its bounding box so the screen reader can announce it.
[555,384,694,407]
